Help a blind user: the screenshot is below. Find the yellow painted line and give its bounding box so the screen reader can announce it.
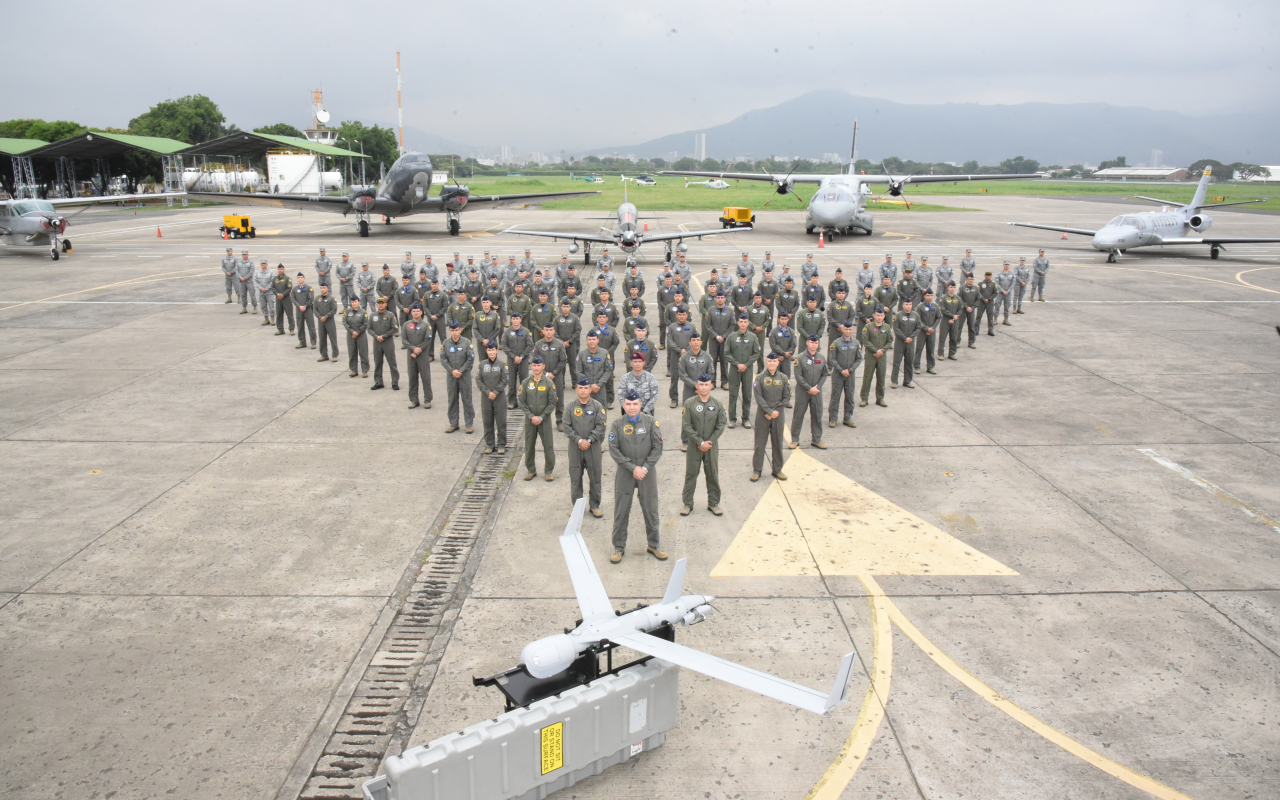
[1234,266,1280,296]
[0,268,209,313]
[805,579,892,800]
[873,574,1197,800]
[1073,263,1272,294]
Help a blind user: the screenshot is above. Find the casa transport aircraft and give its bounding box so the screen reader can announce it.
[661,122,1039,238]
[503,187,748,263]
[1,193,184,260]
[188,152,599,238]
[1009,166,1278,261]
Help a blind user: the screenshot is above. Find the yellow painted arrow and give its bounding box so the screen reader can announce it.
[713,451,1195,800]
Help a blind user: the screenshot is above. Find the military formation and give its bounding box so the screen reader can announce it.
[219,245,1050,565]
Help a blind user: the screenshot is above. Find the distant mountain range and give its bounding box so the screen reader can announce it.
[588,90,1279,167]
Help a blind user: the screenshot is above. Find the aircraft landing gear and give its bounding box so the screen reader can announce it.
[1210,245,1221,260]
[358,220,370,238]
[447,212,461,236]
[1106,250,1118,263]
[384,216,392,225]
[50,244,59,261]
[583,242,593,266]
[61,239,72,252]
[805,225,815,234]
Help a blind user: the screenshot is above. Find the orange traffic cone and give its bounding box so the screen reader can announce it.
[223,228,228,240]
[156,226,162,238]
[643,222,649,231]
[818,231,825,248]
[1061,231,1068,240]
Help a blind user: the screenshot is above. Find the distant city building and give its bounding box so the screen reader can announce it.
[476,158,496,167]
[1092,167,1188,180]
[1151,149,1163,169]
[694,133,706,161]
[1243,167,1280,182]
[500,145,512,163]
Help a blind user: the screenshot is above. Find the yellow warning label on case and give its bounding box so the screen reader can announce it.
[540,722,563,774]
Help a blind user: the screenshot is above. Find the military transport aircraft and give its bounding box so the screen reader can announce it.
[517,500,857,715]
[660,122,1039,238]
[188,152,599,238]
[1009,166,1278,261]
[1,193,181,259]
[503,188,747,263]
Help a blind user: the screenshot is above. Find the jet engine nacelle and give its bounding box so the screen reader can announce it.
[1189,213,1212,231]
[568,242,580,254]
[350,192,376,212]
[676,242,689,253]
[521,633,578,678]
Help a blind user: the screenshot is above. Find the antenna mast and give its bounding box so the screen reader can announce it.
[396,51,405,155]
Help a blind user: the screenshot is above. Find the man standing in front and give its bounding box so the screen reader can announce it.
[860,305,892,407]
[1013,257,1031,314]
[315,248,332,294]
[938,282,964,361]
[254,259,274,326]
[476,340,508,453]
[335,252,356,308]
[681,373,727,517]
[977,270,999,336]
[314,284,340,363]
[566,375,606,518]
[959,249,977,283]
[369,296,400,391]
[827,319,862,429]
[356,261,376,309]
[441,322,476,433]
[221,247,237,304]
[535,321,569,430]
[751,352,790,483]
[790,334,828,449]
[343,296,369,378]
[891,297,920,389]
[677,332,713,449]
[402,304,434,408]
[520,355,557,481]
[293,273,316,349]
[502,311,533,409]
[236,249,256,313]
[272,263,293,335]
[399,251,416,282]
[914,288,940,375]
[618,350,660,416]
[995,260,1016,325]
[1032,248,1050,301]
[607,390,666,564]
[959,274,981,349]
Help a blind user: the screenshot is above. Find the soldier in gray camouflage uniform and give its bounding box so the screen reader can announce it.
[314,248,332,291]
[399,251,416,282]
[959,249,977,283]
[335,253,356,308]
[855,258,877,294]
[1013,257,1031,314]
[254,260,274,324]
[995,261,1016,324]
[221,247,237,303]
[1032,249,1050,301]
[900,251,917,280]
[618,350,660,416]
[758,251,776,281]
[736,252,756,284]
[879,253,897,284]
[235,250,256,312]
[935,255,954,299]
[356,262,376,308]
[915,256,933,296]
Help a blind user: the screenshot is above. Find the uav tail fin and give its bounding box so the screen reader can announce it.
[662,558,687,605]
[823,651,859,713]
[1188,166,1213,210]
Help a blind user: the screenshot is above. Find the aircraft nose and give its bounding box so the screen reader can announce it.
[810,204,839,225]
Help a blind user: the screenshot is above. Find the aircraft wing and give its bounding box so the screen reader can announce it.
[1008,222,1098,236]
[454,189,602,207]
[611,631,856,716]
[1155,236,1280,246]
[502,226,617,245]
[187,191,360,214]
[863,173,1041,185]
[639,227,750,244]
[660,170,828,185]
[39,192,189,208]
[558,499,615,621]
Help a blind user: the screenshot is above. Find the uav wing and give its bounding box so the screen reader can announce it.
[660,170,827,185]
[558,499,615,621]
[612,631,856,716]
[502,226,617,244]
[1008,222,1098,236]
[1153,236,1280,246]
[1130,195,1269,210]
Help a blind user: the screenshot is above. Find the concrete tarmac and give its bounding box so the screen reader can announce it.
[0,196,1277,800]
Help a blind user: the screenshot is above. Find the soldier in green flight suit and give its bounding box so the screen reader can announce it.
[518,354,557,481]
[751,352,791,483]
[725,313,762,429]
[681,373,728,517]
[565,374,607,518]
[860,305,893,407]
[607,389,666,564]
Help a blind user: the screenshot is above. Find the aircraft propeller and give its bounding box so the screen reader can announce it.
[761,164,806,205]
[881,161,923,210]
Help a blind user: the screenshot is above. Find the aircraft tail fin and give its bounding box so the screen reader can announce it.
[1188,166,1212,210]
[847,120,858,176]
[661,558,687,605]
[823,651,859,713]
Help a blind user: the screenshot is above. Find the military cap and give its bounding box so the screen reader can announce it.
[766,351,782,360]
[430,277,439,284]
[985,270,993,276]
[1020,256,1027,261]
[885,253,893,257]
[469,267,479,274]
[942,255,950,259]
[241,249,249,254]
[456,287,467,294]
[920,255,928,261]
[410,302,423,310]
[923,287,934,295]
[764,265,774,273]
[765,250,772,255]
[406,251,413,256]
[419,268,427,274]
[873,304,886,314]
[698,372,714,383]
[904,266,914,273]
[807,333,821,342]
[534,269,542,276]
[484,339,498,349]
[537,287,549,296]
[738,312,750,320]
[835,267,843,273]
[350,296,361,303]
[947,280,957,287]
[777,308,791,317]
[542,320,555,329]
[277,263,285,269]
[807,253,814,258]
[382,264,390,270]
[260,258,268,264]
[711,267,720,274]
[634,320,647,329]
[622,389,641,401]
[226,246,233,251]
[361,261,369,266]
[484,250,491,254]
[752,291,762,298]
[1039,248,1046,253]
[965,248,972,253]
[560,297,571,306]
[674,305,688,314]
[447,318,459,327]
[586,328,600,338]
[524,248,532,253]
[688,330,701,339]
[1003,260,1011,265]
[862,258,870,264]
[341,252,349,256]
[509,310,522,317]
[530,354,544,364]
[376,296,388,304]
[576,374,591,386]
[319,247,326,252]
[902,296,913,304]
[453,251,460,257]
[296,271,304,277]
[631,351,647,362]
[784,275,795,283]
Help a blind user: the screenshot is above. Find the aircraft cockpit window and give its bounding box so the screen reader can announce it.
[1108,216,1125,227]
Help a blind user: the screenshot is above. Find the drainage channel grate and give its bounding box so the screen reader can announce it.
[299,410,526,800]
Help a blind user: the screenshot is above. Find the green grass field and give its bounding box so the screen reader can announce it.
[455,175,1278,212]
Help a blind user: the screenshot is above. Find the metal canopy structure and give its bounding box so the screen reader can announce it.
[180,132,366,159]
[24,131,191,196]
[1,138,48,199]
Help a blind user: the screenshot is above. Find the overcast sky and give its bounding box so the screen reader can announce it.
[13,0,1277,155]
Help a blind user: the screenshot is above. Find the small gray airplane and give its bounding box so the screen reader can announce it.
[1,193,180,259]
[518,500,857,716]
[661,122,1039,238]
[503,187,748,263]
[1009,166,1278,261]
[188,152,599,238]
